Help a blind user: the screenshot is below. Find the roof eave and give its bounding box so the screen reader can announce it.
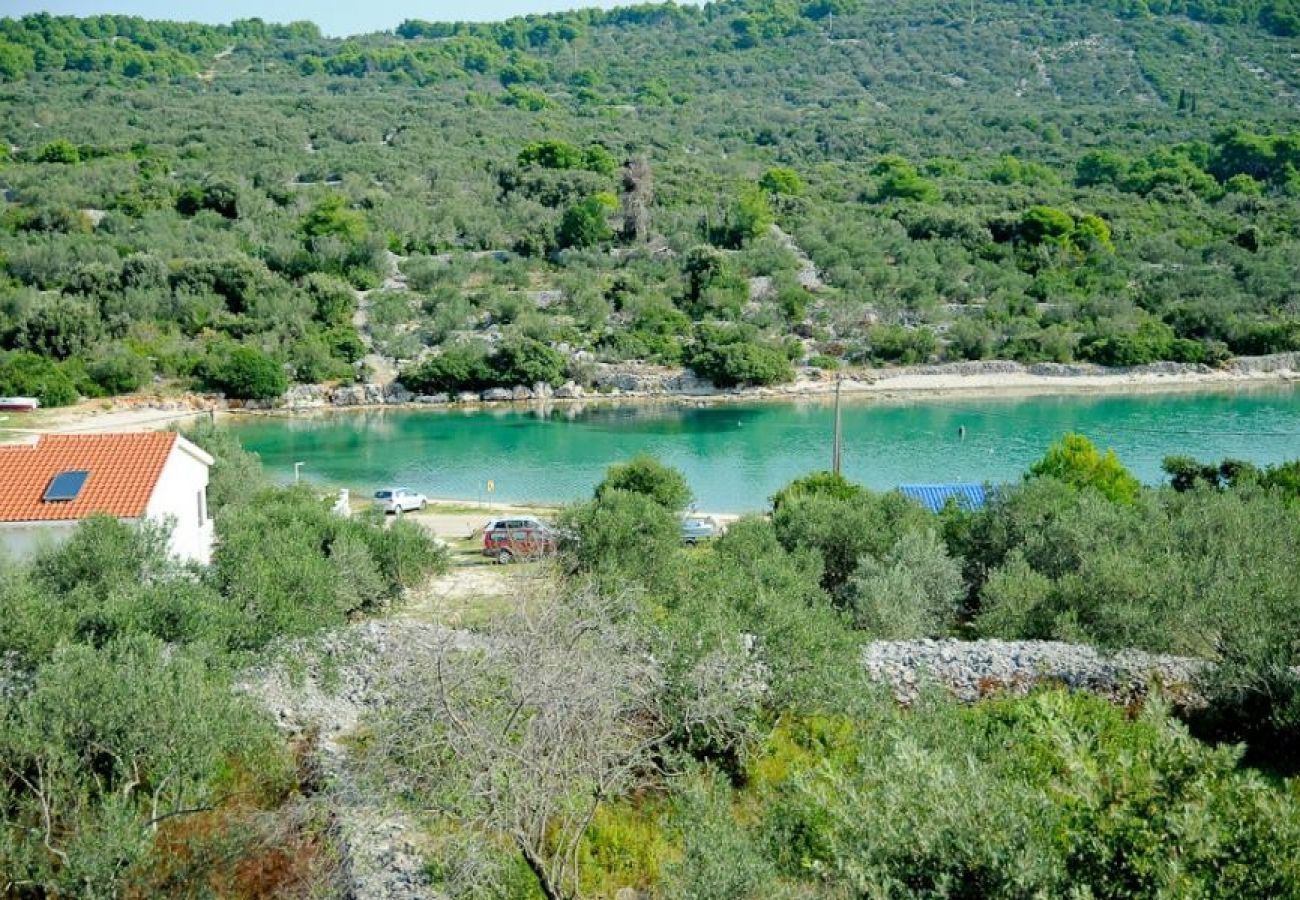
[173,435,215,467]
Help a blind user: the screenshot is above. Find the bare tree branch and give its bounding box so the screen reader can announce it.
[362,584,666,899]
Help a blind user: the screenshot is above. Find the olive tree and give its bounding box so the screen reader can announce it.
[846,527,964,637]
[363,587,667,900]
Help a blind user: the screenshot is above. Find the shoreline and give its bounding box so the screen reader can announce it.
[7,355,1300,436]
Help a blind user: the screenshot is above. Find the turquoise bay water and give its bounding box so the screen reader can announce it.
[228,386,1300,511]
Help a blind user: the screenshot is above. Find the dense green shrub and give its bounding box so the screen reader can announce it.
[688,326,793,387]
[86,347,152,394]
[771,487,933,598]
[1018,204,1075,245]
[862,323,937,364]
[1027,433,1141,504]
[595,455,693,512]
[770,470,864,509]
[399,338,566,392]
[35,139,80,164]
[213,485,446,649]
[846,527,964,636]
[490,336,567,386]
[298,193,367,242]
[749,691,1300,897]
[872,154,938,202]
[0,350,79,406]
[8,297,102,360]
[1078,318,1208,366]
[400,345,495,394]
[0,636,295,893]
[714,186,774,247]
[202,346,288,401]
[175,179,239,218]
[518,139,615,175]
[557,195,616,249]
[758,166,804,196]
[558,488,682,592]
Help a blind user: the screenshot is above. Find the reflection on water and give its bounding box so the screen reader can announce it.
[229,387,1300,511]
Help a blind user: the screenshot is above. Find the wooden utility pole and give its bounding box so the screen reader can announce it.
[832,376,843,476]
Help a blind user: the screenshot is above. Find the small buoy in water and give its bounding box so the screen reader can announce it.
[958,425,967,440]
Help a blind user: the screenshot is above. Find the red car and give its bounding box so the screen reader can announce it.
[482,516,558,563]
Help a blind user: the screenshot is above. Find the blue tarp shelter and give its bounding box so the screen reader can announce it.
[898,483,988,513]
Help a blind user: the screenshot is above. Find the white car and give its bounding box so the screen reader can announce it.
[374,487,427,514]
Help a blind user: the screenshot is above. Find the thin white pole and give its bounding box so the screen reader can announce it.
[832,377,843,476]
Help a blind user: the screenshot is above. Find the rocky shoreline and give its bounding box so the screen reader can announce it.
[258,352,1300,412]
[27,353,1300,435]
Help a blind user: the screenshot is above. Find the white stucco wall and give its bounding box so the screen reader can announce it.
[0,520,82,562]
[144,437,215,565]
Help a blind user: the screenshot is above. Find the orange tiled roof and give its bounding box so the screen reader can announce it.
[0,433,178,522]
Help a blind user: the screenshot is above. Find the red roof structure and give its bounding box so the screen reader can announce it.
[0,433,179,522]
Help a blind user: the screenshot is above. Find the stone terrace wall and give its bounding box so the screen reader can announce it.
[862,639,1208,707]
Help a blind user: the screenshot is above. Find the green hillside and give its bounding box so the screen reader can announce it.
[0,0,1298,403]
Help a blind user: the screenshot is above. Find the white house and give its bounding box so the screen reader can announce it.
[0,432,215,565]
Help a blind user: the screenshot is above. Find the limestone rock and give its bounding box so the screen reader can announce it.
[330,386,368,406]
[861,639,1208,708]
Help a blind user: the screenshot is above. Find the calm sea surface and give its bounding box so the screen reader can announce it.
[227,386,1300,511]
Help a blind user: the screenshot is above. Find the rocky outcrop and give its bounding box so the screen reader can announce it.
[883,359,1217,379]
[769,223,825,292]
[881,354,1300,382]
[1229,351,1300,374]
[241,620,483,900]
[862,639,1208,707]
[590,363,719,395]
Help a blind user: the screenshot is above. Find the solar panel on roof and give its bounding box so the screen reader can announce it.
[43,470,89,502]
